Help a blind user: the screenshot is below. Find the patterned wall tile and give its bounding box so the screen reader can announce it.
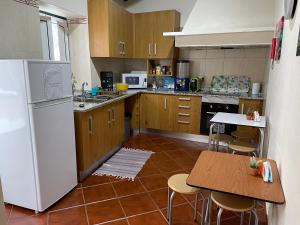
[13,0,39,8]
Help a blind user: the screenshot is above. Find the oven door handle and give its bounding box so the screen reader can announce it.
[207,112,217,115]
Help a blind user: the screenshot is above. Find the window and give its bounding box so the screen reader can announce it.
[40,13,70,62]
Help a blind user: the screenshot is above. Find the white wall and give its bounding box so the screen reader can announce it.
[115,0,197,27]
[69,23,93,88]
[265,1,300,224]
[39,0,87,17]
[183,0,274,33]
[0,0,42,59]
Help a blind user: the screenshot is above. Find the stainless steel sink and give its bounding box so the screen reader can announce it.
[73,93,125,104]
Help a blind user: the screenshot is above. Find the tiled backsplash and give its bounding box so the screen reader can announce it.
[90,48,270,92]
[91,58,147,85]
[179,47,270,88]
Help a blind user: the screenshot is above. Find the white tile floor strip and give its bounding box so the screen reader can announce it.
[93,148,154,181]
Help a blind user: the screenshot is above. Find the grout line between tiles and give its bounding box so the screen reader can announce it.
[158,209,169,224]
[126,209,160,220]
[6,205,13,224]
[95,210,161,225]
[49,185,172,214]
[46,212,49,225]
[110,180,130,225]
[81,182,111,189]
[81,187,90,225]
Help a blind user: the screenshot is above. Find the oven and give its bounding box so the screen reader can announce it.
[200,96,239,135]
[122,73,147,89]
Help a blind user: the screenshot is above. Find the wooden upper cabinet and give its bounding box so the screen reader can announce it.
[153,11,180,59]
[133,13,154,59]
[122,10,133,58]
[88,1,180,59]
[88,0,133,58]
[134,10,180,59]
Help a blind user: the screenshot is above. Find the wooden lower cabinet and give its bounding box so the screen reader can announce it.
[74,100,125,179]
[237,99,264,139]
[112,100,125,147]
[171,95,201,134]
[140,93,201,134]
[140,94,173,131]
[125,95,140,129]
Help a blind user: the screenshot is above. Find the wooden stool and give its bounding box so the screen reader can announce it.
[209,192,258,225]
[209,134,234,151]
[167,174,206,225]
[231,130,255,142]
[229,141,257,156]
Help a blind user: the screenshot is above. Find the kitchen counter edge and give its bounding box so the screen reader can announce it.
[73,90,264,113]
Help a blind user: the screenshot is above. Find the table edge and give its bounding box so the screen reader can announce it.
[186,178,285,205]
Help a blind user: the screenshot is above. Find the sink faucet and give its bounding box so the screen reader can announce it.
[72,80,77,96]
[81,82,88,100]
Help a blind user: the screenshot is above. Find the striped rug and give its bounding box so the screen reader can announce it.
[93,148,154,181]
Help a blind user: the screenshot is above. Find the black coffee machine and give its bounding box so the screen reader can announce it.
[100,71,113,91]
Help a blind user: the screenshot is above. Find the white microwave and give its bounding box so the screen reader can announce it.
[122,73,147,89]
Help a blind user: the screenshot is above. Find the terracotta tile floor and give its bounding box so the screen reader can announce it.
[4,134,268,225]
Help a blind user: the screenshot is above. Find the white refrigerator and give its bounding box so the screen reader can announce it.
[0,60,77,212]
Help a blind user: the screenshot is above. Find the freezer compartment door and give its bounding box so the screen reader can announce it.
[29,98,77,211]
[24,61,72,103]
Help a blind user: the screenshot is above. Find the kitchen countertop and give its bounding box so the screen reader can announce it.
[73,89,264,112]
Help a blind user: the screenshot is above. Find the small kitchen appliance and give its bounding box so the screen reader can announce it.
[189,77,203,92]
[177,60,190,78]
[100,71,113,90]
[251,83,261,95]
[122,72,147,89]
[175,78,190,91]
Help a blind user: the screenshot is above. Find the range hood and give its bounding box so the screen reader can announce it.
[164,0,275,48]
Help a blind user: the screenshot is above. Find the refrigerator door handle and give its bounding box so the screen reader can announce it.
[32,98,72,109]
[30,95,73,104]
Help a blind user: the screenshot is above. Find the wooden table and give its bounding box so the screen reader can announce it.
[210,112,267,157]
[187,151,285,204]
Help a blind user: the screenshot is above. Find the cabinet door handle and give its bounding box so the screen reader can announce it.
[108,109,112,127]
[154,43,157,56]
[123,42,126,56]
[111,107,116,123]
[148,43,151,56]
[241,103,245,114]
[178,113,190,117]
[179,105,191,109]
[119,41,125,55]
[164,97,167,110]
[178,97,191,101]
[88,116,93,135]
[178,120,190,124]
[119,41,123,55]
